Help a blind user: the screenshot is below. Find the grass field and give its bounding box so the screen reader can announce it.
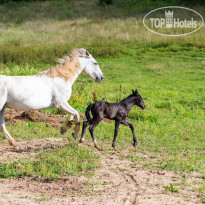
[0,0,204,203]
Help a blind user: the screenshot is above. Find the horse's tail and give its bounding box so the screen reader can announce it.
[85,103,93,121]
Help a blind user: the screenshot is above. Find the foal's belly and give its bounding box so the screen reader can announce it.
[104,105,119,119]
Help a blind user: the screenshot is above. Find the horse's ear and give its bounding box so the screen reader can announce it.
[132,89,135,94]
[135,89,138,94]
[86,50,89,56]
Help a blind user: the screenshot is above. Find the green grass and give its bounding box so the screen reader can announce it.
[34,197,49,202]
[1,48,204,175]
[0,0,204,179]
[0,121,62,141]
[164,183,179,193]
[0,144,99,179]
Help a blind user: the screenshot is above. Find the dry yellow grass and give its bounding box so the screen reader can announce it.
[0,1,205,47]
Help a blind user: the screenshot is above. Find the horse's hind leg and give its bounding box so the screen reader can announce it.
[60,120,73,135]
[72,121,80,139]
[79,121,91,144]
[89,120,102,151]
[0,106,19,150]
[60,114,80,139]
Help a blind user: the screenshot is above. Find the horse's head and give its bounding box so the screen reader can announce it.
[78,49,104,83]
[132,89,146,110]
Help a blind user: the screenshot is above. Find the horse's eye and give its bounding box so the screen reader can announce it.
[94,62,98,65]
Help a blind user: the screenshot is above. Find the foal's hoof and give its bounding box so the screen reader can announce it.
[133,142,140,147]
[112,145,118,151]
[78,138,84,146]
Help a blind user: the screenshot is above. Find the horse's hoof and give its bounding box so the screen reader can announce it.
[95,145,103,151]
[98,148,103,151]
[60,127,66,135]
[72,132,78,139]
[15,146,21,152]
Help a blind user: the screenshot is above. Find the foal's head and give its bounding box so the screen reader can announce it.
[77,48,104,83]
[131,89,146,110]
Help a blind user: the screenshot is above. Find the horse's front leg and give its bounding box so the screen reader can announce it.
[57,102,80,137]
[0,106,20,150]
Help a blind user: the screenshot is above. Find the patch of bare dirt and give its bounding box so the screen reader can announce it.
[0,137,68,163]
[5,108,66,127]
[4,108,109,127]
[0,139,203,205]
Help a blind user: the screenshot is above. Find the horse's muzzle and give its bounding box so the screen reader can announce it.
[95,76,104,83]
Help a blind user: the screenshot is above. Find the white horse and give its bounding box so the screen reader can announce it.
[0,48,104,150]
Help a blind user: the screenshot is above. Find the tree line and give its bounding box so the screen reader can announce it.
[0,0,204,6]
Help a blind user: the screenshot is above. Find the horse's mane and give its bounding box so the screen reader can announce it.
[37,48,88,79]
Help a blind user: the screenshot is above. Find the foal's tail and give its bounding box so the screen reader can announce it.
[85,103,93,121]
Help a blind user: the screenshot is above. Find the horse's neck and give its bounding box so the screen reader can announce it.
[69,66,83,85]
[121,97,135,112]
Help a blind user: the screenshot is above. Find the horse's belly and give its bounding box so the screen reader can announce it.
[5,78,53,111]
[6,90,53,110]
[6,99,52,111]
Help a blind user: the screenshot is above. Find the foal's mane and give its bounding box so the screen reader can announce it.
[37,48,88,79]
[121,93,139,103]
[121,94,135,103]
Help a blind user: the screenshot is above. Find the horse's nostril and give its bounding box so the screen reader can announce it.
[101,76,104,81]
[95,77,100,82]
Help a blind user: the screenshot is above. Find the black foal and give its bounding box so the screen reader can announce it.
[79,89,146,150]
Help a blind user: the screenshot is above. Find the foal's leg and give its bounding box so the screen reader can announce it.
[0,106,19,150]
[121,120,138,147]
[112,119,120,149]
[89,120,102,151]
[79,121,91,143]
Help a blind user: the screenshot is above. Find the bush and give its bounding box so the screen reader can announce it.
[98,0,113,6]
[113,0,205,7]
